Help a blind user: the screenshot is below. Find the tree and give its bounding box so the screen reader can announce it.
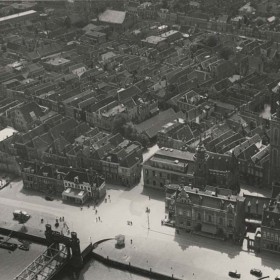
[123,122,136,139]
[64,16,71,29]
[219,46,234,60]
[137,133,150,148]
[112,114,127,134]
[205,35,218,47]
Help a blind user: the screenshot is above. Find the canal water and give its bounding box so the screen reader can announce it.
[57,259,154,280]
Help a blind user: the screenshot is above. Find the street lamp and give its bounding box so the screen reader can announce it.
[145,207,150,230]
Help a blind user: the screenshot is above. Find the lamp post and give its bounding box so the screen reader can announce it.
[146,207,150,230]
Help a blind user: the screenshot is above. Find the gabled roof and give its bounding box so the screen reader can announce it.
[136,108,179,139]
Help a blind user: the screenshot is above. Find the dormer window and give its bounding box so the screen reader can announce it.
[43,172,48,177]
[227,203,234,214]
[74,176,79,184]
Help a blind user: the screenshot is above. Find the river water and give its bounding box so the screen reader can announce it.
[56,259,153,280]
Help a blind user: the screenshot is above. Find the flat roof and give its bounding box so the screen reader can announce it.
[46,57,70,66]
[153,148,195,162]
[160,30,179,38]
[102,104,126,117]
[0,127,18,142]
[0,10,37,23]
[142,36,167,45]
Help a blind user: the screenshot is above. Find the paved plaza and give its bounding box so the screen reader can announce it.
[0,146,279,279]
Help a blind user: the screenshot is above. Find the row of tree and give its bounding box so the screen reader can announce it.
[112,114,150,148]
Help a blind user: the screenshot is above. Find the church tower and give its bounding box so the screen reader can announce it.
[193,140,209,189]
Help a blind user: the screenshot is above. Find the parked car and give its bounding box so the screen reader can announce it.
[45,196,54,201]
[19,244,29,251]
[275,276,280,280]
[228,270,241,278]
[13,210,30,221]
[250,269,262,277]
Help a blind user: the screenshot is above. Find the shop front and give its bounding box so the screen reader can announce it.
[62,188,89,205]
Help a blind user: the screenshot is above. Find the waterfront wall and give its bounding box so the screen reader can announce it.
[0,226,47,245]
[91,246,181,280]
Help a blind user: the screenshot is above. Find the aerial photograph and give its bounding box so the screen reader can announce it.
[0,0,280,279]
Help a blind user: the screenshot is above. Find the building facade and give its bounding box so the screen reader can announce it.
[260,195,280,254]
[21,162,67,195]
[143,145,240,193]
[143,148,195,190]
[166,184,246,240]
[62,170,106,204]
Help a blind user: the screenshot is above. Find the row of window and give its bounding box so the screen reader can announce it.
[145,179,164,188]
[262,231,280,243]
[64,182,92,192]
[263,242,280,252]
[177,209,233,226]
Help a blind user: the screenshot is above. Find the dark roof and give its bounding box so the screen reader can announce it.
[49,118,78,141]
[17,101,44,123]
[120,152,140,167]
[117,85,142,102]
[136,108,178,139]
[262,209,280,229]
[174,185,245,210]
[64,170,90,184]
[243,194,270,216]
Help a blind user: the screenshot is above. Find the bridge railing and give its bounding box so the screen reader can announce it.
[14,243,68,280]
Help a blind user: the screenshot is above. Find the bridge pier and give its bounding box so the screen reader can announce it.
[45,224,83,269]
[69,232,83,269]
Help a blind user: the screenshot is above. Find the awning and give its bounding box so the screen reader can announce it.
[201,224,217,234]
[62,188,88,199]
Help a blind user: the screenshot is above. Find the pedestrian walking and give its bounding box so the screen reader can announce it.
[80,207,83,211]
[130,239,133,244]
[131,221,133,226]
[62,217,64,222]
[95,209,98,214]
[108,195,110,199]
[98,216,100,221]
